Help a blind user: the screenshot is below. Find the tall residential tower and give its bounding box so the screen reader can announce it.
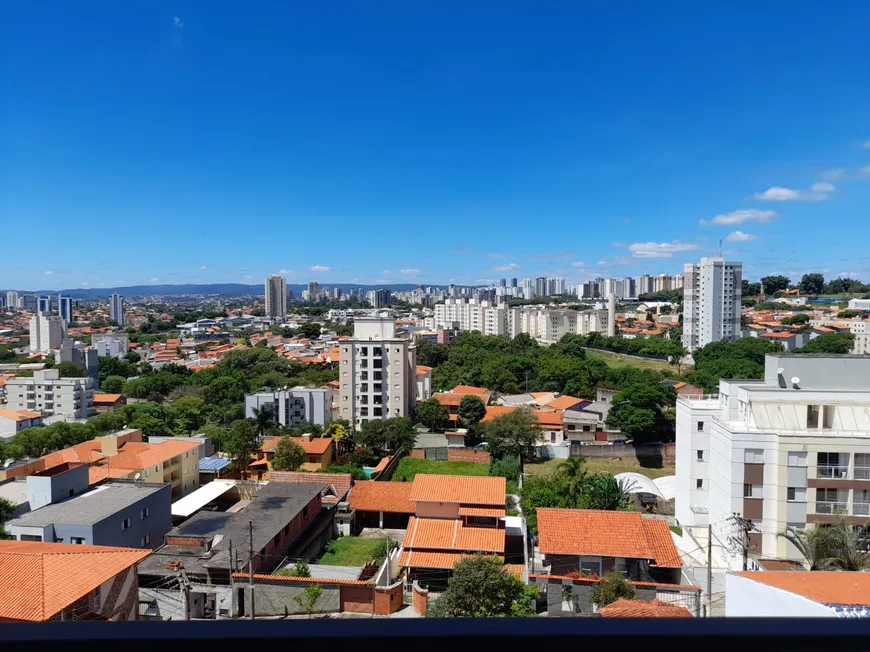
[109,292,125,326]
[264,275,288,318]
[682,257,742,352]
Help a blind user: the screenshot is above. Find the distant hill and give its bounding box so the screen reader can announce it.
[4,282,428,298]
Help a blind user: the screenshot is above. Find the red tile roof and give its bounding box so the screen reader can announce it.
[398,551,501,569]
[92,393,123,404]
[458,505,506,517]
[261,436,333,456]
[451,385,489,395]
[349,481,415,514]
[600,598,693,618]
[402,517,505,553]
[370,456,391,476]
[409,474,505,506]
[733,571,870,606]
[537,508,680,567]
[269,471,351,500]
[544,395,586,410]
[0,541,149,622]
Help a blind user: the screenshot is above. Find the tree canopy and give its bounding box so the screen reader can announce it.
[795,333,855,354]
[426,555,536,618]
[354,417,416,460]
[415,398,450,431]
[799,273,825,295]
[687,338,783,392]
[592,572,637,606]
[605,383,676,444]
[271,437,306,471]
[761,275,790,295]
[484,407,538,471]
[223,419,259,475]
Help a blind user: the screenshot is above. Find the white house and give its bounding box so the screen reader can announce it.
[726,572,870,618]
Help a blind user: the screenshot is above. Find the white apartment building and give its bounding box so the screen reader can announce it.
[109,292,125,326]
[682,257,742,352]
[264,275,287,318]
[676,354,870,566]
[5,291,20,310]
[847,298,870,311]
[91,332,130,358]
[245,386,332,427]
[338,317,417,429]
[6,369,95,419]
[29,314,65,353]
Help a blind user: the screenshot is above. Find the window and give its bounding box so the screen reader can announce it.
[744,449,763,464]
[816,488,847,514]
[122,518,132,531]
[141,534,150,547]
[786,522,806,533]
[807,405,820,429]
[580,560,601,576]
[854,489,870,516]
[140,507,150,520]
[697,421,705,432]
[855,454,870,481]
[71,537,85,545]
[743,484,761,498]
[787,487,806,502]
[696,450,704,462]
[817,452,848,479]
[787,451,808,467]
[373,347,382,356]
[696,479,704,490]
[360,371,368,381]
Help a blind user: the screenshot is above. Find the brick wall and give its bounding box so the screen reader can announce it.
[447,448,490,464]
[374,581,403,615]
[165,536,207,547]
[412,582,428,615]
[340,585,373,614]
[409,449,426,459]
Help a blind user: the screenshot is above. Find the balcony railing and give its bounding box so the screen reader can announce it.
[815,501,849,515]
[854,467,870,481]
[853,502,870,516]
[817,465,850,480]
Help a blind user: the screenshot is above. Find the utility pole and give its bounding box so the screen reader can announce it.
[228,539,234,619]
[248,520,255,620]
[706,523,713,618]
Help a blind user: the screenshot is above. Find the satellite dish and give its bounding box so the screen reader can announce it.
[134,472,141,480]
[791,377,800,385]
[777,367,784,375]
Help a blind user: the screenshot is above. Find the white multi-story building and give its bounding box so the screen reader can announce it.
[338,317,416,429]
[5,291,19,310]
[682,257,742,352]
[245,386,332,428]
[264,275,287,318]
[676,354,870,565]
[5,369,95,419]
[847,298,870,311]
[29,314,65,353]
[109,292,125,326]
[91,332,130,359]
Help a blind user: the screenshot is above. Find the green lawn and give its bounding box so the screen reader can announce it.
[583,347,687,374]
[391,457,491,481]
[524,457,674,479]
[317,537,388,566]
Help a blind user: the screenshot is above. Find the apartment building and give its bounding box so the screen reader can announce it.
[29,314,65,353]
[109,292,125,326]
[245,386,332,427]
[682,257,742,352]
[264,274,287,318]
[91,332,130,358]
[5,369,94,419]
[5,291,20,310]
[57,338,99,387]
[676,354,870,565]
[338,317,417,428]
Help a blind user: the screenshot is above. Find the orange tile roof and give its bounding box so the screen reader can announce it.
[533,409,563,428]
[349,481,415,514]
[544,395,585,410]
[600,598,693,618]
[0,409,40,422]
[399,551,501,569]
[262,436,333,456]
[433,392,464,408]
[409,474,505,506]
[481,405,517,422]
[733,571,870,606]
[402,517,505,553]
[504,564,526,577]
[0,541,149,621]
[458,505,506,517]
[371,456,391,476]
[528,573,699,591]
[92,393,123,404]
[416,365,433,375]
[642,519,682,568]
[537,508,682,564]
[761,332,796,339]
[451,385,489,395]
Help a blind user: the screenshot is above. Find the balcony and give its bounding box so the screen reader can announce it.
[815,501,849,515]
[817,465,850,480]
[853,502,870,517]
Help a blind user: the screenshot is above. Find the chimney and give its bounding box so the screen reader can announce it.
[607,293,617,337]
[100,434,119,457]
[300,434,312,443]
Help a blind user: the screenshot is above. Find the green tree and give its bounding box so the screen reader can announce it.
[322,422,349,441]
[415,340,449,367]
[579,474,632,511]
[779,526,834,570]
[355,418,416,457]
[415,398,449,431]
[781,314,810,326]
[98,356,137,385]
[826,520,870,571]
[170,396,207,435]
[796,333,855,354]
[287,560,311,577]
[591,572,636,606]
[55,361,88,378]
[224,419,259,476]
[298,323,322,339]
[271,436,306,471]
[124,351,141,363]
[294,584,323,618]
[741,280,762,297]
[799,273,825,295]
[484,407,538,473]
[761,275,790,295]
[556,457,588,499]
[427,555,535,618]
[251,404,276,439]
[605,383,676,444]
[0,497,16,540]
[101,375,126,393]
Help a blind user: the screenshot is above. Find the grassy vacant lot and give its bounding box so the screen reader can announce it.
[524,457,674,480]
[583,347,684,374]
[392,457,490,481]
[318,537,388,566]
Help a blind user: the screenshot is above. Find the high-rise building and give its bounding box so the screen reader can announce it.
[635,275,654,296]
[109,293,125,326]
[58,295,73,324]
[338,317,417,429]
[676,354,870,565]
[682,257,742,352]
[366,289,392,309]
[6,369,95,419]
[5,291,19,310]
[307,281,319,299]
[621,277,635,300]
[57,338,99,387]
[510,278,518,288]
[552,277,566,296]
[499,278,506,288]
[38,295,51,314]
[29,314,65,353]
[264,275,288,318]
[535,277,548,298]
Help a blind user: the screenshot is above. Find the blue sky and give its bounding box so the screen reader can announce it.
[2,1,869,291]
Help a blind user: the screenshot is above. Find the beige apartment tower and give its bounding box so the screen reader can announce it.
[338,317,417,429]
[264,274,287,318]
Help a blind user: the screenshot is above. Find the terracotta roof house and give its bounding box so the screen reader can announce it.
[0,408,42,440]
[727,571,870,618]
[433,391,491,425]
[600,598,693,618]
[536,508,682,585]
[251,435,334,477]
[0,541,149,622]
[451,385,490,396]
[92,393,127,413]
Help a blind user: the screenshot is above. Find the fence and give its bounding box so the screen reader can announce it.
[568,442,675,466]
[408,448,490,464]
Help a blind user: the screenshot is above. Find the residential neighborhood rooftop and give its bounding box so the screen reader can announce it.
[408,474,506,506]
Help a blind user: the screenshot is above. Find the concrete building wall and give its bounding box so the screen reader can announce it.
[725,574,835,617]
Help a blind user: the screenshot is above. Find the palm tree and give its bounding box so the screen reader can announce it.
[779,525,834,570]
[557,458,588,501]
[579,474,632,511]
[252,404,276,440]
[826,519,870,571]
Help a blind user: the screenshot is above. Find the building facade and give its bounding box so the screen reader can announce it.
[5,291,20,310]
[676,354,870,565]
[57,339,99,387]
[58,295,73,324]
[264,275,288,318]
[682,257,742,352]
[245,386,332,427]
[109,293,125,326]
[91,332,130,358]
[5,369,94,419]
[338,317,416,429]
[29,314,65,353]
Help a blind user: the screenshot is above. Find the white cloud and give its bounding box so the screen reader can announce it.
[173,16,184,27]
[810,182,835,193]
[150,277,160,283]
[310,265,330,273]
[487,253,507,259]
[82,282,89,287]
[277,268,292,275]
[244,275,252,280]
[381,270,392,275]
[726,230,758,242]
[700,209,777,226]
[492,263,519,272]
[44,270,53,276]
[200,264,208,270]
[596,261,607,266]
[627,241,700,258]
[754,186,801,201]
[399,268,420,276]
[571,261,585,268]
[821,168,844,181]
